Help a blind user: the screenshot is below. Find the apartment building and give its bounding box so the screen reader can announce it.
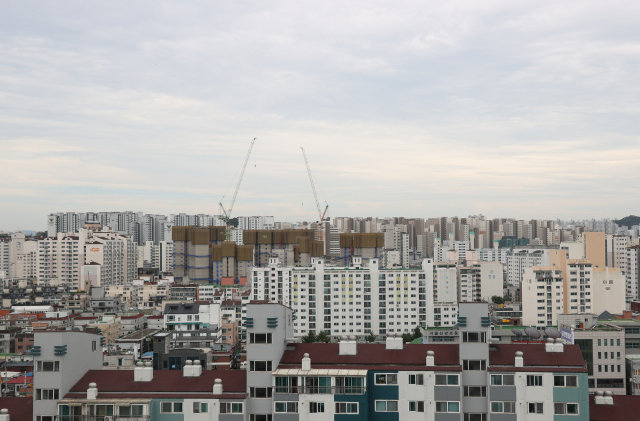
[164,302,223,348]
[522,266,565,326]
[625,245,639,300]
[32,330,104,421]
[433,262,457,303]
[506,249,549,286]
[458,262,503,303]
[251,257,437,338]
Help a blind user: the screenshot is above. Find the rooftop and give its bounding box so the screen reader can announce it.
[65,369,246,399]
[589,394,640,421]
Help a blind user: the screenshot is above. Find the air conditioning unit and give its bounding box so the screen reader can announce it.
[104,417,113,421]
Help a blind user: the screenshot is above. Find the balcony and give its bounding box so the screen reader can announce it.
[275,386,365,394]
[59,417,149,421]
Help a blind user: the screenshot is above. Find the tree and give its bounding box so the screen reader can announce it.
[301,331,317,343]
[402,326,423,343]
[366,333,376,343]
[491,295,505,305]
[316,331,330,343]
[503,295,511,302]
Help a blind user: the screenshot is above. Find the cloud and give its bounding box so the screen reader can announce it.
[1,1,640,230]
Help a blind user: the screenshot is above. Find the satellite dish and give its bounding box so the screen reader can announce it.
[511,328,523,337]
[524,327,541,340]
[545,327,561,339]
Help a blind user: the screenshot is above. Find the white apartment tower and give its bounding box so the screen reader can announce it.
[251,257,436,338]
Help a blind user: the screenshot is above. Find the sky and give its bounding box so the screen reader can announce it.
[1,1,639,231]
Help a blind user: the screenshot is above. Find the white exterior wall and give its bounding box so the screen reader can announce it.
[522,267,564,327]
[397,370,436,421]
[591,267,626,315]
[434,266,457,303]
[514,372,555,421]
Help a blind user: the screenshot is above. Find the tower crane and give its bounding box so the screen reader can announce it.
[220,138,256,241]
[301,147,329,243]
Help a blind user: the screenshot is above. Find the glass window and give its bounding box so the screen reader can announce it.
[527,375,543,386]
[310,402,325,413]
[335,402,358,414]
[375,401,398,412]
[375,373,397,385]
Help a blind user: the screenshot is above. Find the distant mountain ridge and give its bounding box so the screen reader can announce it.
[614,215,640,227]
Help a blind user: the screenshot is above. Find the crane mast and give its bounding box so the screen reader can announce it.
[221,138,256,241]
[301,147,328,243]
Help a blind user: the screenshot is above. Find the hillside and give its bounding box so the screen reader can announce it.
[614,215,640,227]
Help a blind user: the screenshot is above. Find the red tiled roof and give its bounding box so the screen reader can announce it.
[67,369,246,394]
[74,317,99,321]
[238,277,247,285]
[0,397,33,421]
[8,375,33,384]
[222,300,241,306]
[0,310,11,317]
[121,314,144,319]
[278,343,459,368]
[221,278,234,286]
[488,343,587,372]
[589,395,640,421]
[147,315,163,319]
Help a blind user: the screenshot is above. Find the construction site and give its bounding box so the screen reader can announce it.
[170,139,385,285]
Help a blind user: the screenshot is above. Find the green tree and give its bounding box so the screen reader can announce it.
[366,333,376,343]
[316,331,330,343]
[491,295,505,305]
[301,331,317,343]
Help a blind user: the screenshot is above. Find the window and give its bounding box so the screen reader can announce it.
[36,389,59,400]
[335,402,358,414]
[464,386,487,397]
[408,374,424,385]
[490,374,514,385]
[310,402,325,413]
[249,361,272,371]
[249,333,272,344]
[528,403,543,414]
[554,375,578,387]
[463,414,486,421]
[463,332,486,343]
[119,405,144,416]
[436,374,459,385]
[92,340,97,351]
[491,402,515,413]
[409,401,425,412]
[463,360,486,370]
[220,403,243,413]
[250,415,272,421]
[555,403,579,415]
[436,402,460,412]
[375,373,397,385]
[250,387,273,398]
[161,402,183,413]
[527,375,543,386]
[193,402,208,413]
[275,402,298,413]
[375,400,398,412]
[37,361,60,372]
[335,376,364,394]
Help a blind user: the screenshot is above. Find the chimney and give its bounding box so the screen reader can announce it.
[603,391,614,405]
[594,390,611,405]
[87,382,98,400]
[545,338,555,353]
[213,378,223,395]
[554,338,564,353]
[386,332,403,350]
[302,353,311,371]
[426,350,435,367]
[339,336,357,355]
[134,361,153,382]
[183,359,203,377]
[514,351,523,368]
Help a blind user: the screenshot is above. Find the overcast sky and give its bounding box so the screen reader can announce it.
[1,1,639,231]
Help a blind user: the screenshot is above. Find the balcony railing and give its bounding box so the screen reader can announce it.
[274,386,365,395]
[59,417,149,421]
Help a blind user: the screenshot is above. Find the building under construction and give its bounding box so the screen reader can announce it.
[172,226,254,285]
[241,229,324,267]
[339,233,385,266]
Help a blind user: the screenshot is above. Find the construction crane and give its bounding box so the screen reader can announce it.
[301,147,329,242]
[220,138,256,241]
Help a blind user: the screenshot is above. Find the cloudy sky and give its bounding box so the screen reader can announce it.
[1,1,639,231]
